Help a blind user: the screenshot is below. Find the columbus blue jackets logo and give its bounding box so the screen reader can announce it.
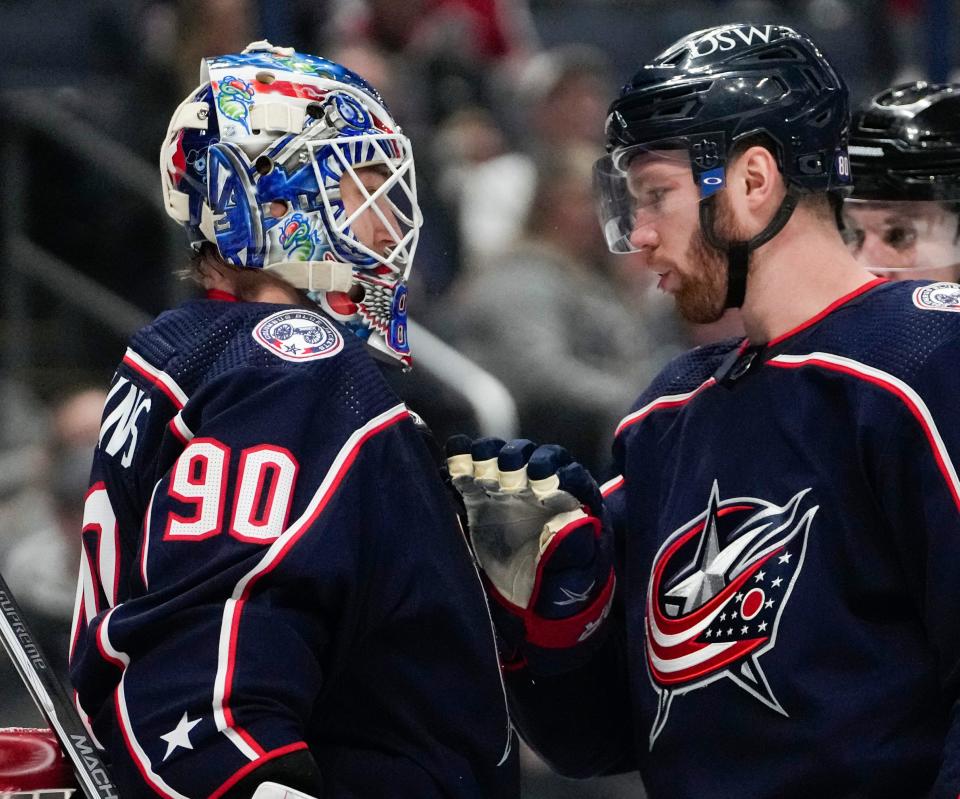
[252,309,343,362]
[912,282,960,312]
[645,481,817,748]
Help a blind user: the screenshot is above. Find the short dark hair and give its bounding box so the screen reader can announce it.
[180,242,231,285]
[181,243,312,303]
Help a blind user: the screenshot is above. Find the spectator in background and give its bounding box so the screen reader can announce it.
[330,0,536,130]
[325,1,540,306]
[0,379,49,568]
[173,0,256,93]
[442,44,614,262]
[325,39,467,308]
[432,106,530,267]
[331,0,536,64]
[512,43,610,152]
[447,146,685,471]
[5,388,106,661]
[0,387,106,726]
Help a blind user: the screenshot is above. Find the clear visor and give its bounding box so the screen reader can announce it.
[842,198,960,278]
[594,139,725,253]
[311,133,422,279]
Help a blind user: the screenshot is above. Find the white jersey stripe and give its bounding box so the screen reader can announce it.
[212,404,410,759]
[212,598,261,761]
[600,475,624,497]
[615,378,716,439]
[139,481,161,591]
[123,348,189,409]
[79,545,99,627]
[770,352,960,512]
[647,638,738,672]
[169,411,194,444]
[74,691,105,751]
[68,559,87,664]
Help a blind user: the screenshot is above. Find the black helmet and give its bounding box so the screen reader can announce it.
[849,81,960,201]
[606,23,850,191]
[597,24,852,307]
[843,82,960,278]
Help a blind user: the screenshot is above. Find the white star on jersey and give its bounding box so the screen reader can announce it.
[161,712,202,761]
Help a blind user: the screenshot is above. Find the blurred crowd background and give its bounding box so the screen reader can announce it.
[0,0,956,796]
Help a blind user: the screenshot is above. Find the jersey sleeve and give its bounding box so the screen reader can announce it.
[499,419,635,778]
[868,335,960,798]
[504,626,633,779]
[70,364,411,799]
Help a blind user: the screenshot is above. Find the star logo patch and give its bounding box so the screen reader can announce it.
[253,309,344,362]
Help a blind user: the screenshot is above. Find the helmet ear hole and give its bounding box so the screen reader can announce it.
[256,71,276,84]
[306,103,324,120]
[255,155,274,175]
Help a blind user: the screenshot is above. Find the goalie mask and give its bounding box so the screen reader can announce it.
[844,82,960,281]
[160,41,422,366]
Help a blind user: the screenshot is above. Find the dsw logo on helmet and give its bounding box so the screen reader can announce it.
[660,24,778,61]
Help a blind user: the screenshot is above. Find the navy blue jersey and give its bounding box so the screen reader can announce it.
[69,296,517,798]
[506,278,960,798]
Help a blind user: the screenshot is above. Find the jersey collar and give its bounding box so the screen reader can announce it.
[713,278,889,386]
[205,289,238,302]
[765,277,887,348]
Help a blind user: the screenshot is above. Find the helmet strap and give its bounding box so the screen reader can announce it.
[265,260,354,293]
[698,188,800,308]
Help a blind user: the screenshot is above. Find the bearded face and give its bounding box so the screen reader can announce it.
[676,193,743,324]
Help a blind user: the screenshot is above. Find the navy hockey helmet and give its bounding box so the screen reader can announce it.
[595,23,851,307]
[848,82,960,201]
[844,82,960,277]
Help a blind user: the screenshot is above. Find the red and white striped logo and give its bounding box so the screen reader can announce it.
[645,481,817,748]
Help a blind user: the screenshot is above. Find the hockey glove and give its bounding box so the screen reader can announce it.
[446,436,615,675]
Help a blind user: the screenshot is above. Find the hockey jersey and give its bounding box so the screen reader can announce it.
[69,296,517,798]
[506,278,960,798]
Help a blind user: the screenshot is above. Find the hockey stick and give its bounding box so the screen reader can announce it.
[0,569,119,799]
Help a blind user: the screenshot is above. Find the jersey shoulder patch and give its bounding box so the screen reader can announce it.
[252,309,344,362]
[912,282,960,313]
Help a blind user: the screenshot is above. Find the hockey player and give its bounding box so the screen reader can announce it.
[448,24,960,799]
[844,81,960,282]
[68,42,517,799]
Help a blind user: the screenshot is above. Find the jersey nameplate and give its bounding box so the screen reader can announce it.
[99,377,151,468]
[252,309,344,362]
[912,282,960,313]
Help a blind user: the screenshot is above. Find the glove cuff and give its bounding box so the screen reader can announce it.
[525,567,615,649]
[486,567,616,675]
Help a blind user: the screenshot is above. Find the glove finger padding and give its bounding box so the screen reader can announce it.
[446,437,616,676]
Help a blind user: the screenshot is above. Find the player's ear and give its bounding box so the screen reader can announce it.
[737,145,782,211]
[727,145,785,234]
